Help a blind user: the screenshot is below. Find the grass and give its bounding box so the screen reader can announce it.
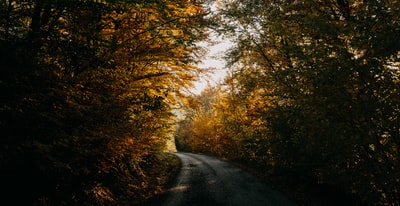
[142,152,181,204]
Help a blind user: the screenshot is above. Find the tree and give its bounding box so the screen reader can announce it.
[216,0,400,204]
[1,0,211,205]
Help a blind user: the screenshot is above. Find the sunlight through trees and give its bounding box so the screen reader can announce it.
[1,0,211,205]
[176,1,400,205]
[1,0,399,205]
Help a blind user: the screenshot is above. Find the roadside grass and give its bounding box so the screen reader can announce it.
[142,152,181,203]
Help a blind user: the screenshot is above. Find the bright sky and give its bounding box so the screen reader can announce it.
[190,36,232,94]
[188,1,233,95]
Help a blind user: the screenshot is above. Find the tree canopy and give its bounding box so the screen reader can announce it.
[2,0,399,205]
[1,0,211,205]
[176,1,400,205]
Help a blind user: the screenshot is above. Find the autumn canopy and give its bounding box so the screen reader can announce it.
[1,0,399,205]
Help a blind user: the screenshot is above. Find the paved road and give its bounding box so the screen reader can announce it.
[146,152,296,206]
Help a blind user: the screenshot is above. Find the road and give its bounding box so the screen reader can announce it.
[146,152,297,206]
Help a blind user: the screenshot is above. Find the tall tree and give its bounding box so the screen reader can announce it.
[1,0,211,205]
[214,0,400,204]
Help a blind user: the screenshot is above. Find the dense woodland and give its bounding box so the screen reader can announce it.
[1,0,211,205]
[176,0,400,206]
[1,0,399,206]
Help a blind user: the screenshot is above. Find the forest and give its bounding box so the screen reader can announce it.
[1,0,399,206]
[175,0,399,205]
[1,0,211,205]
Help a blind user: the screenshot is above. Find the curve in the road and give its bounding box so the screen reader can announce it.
[146,152,297,206]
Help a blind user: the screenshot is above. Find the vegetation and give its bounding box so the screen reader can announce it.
[175,1,400,205]
[2,0,399,205]
[1,0,210,205]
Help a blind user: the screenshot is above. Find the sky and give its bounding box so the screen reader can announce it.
[190,36,232,94]
[188,1,233,95]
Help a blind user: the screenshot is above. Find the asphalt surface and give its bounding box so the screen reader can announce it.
[146,152,297,206]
